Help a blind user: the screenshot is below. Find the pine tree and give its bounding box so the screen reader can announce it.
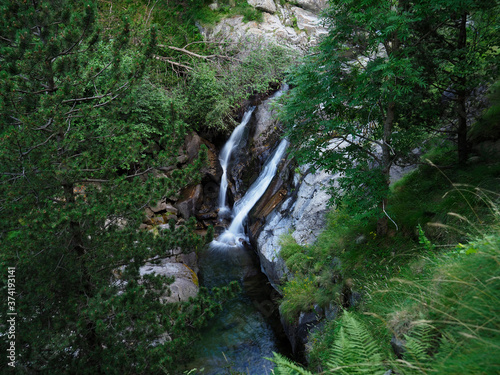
[0,1,232,373]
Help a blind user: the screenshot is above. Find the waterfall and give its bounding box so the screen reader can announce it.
[214,85,289,247]
[218,107,255,214]
[219,139,288,245]
[191,85,292,374]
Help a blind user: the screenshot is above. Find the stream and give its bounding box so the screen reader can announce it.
[186,88,291,374]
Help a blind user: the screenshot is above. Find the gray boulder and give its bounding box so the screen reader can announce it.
[139,258,199,303]
[248,0,277,13]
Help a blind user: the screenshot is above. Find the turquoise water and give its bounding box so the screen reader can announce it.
[185,244,290,374]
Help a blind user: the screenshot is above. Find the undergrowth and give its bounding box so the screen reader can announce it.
[274,143,500,373]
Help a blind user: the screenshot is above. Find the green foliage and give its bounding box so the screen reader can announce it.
[239,5,263,23]
[326,312,386,375]
[272,312,386,374]
[108,0,294,134]
[0,0,234,373]
[279,0,428,223]
[184,43,296,131]
[417,224,435,251]
[280,277,317,322]
[270,353,314,375]
[275,145,500,372]
[279,229,345,322]
[411,0,500,164]
[469,79,500,145]
[197,0,264,24]
[275,233,500,375]
[398,323,437,373]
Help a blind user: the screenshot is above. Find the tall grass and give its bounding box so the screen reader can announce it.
[275,153,500,373]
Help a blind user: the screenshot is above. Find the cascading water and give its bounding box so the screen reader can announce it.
[218,107,255,215]
[186,86,292,374]
[216,84,289,247]
[217,138,288,246]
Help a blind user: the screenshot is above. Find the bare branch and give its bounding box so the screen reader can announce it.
[336,134,382,161]
[158,45,214,60]
[62,93,113,104]
[35,118,54,132]
[21,133,57,157]
[158,44,242,63]
[90,61,112,80]
[152,54,192,71]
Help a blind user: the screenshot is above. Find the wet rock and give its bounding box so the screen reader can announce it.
[325,304,339,320]
[252,163,340,290]
[281,310,321,356]
[250,90,284,161]
[349,291,362,308]
[196,211,218,220]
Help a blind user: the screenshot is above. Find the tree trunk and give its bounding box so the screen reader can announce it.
[457,12,468,166]
[63,182,102,374]
[377,101,395,236]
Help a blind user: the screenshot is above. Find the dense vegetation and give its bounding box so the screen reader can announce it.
[0,0,498,374]
[0,0,291,373]
[272,146,500,374]
[272,0,500,373]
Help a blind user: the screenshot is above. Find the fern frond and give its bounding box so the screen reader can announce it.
[326,311,387,374]
[404,323,434,365]
[269,352,314,375]
[391,322,437,374]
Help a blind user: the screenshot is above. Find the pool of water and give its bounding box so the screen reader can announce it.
[185,244,291,374]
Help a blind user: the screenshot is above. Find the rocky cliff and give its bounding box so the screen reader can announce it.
[200,0,328,52]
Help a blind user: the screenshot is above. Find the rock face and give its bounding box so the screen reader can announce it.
[200,1,328,52]
[175,184,204,220]
[251,89,286,162]
[253,164,338,288]
[294,0,327,12]
[281,311,321,355]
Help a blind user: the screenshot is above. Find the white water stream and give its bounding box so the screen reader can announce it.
[214,86,289,247]
[218,107,255,215]
[218,138,288,245]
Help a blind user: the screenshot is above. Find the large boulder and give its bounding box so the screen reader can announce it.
[139,257,199,303]
[248,0,277,13]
